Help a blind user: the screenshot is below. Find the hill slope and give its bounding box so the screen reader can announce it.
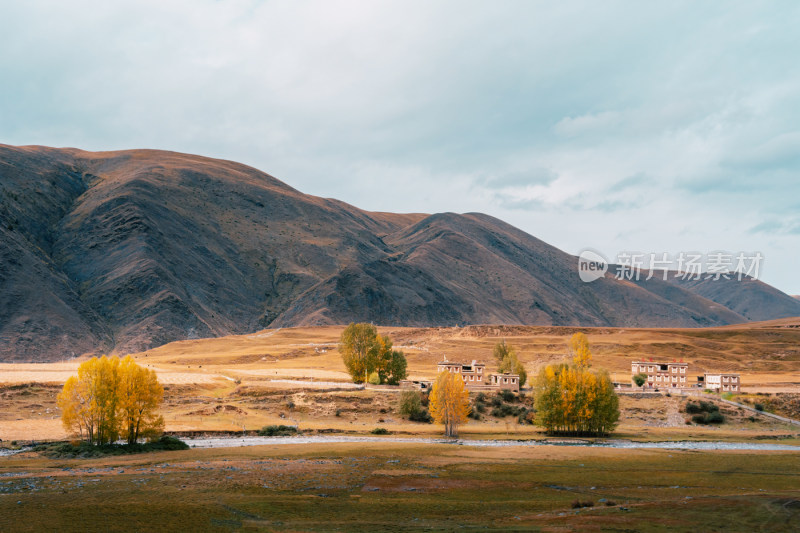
[2,144,799,361]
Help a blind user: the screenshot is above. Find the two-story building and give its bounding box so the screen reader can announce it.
[702,372,741,392]
[631,360,689,389]
[437,359,520,392]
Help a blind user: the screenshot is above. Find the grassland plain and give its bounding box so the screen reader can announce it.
[1,443,799,532]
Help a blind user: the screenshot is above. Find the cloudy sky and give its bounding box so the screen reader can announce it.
[2,1,799,294]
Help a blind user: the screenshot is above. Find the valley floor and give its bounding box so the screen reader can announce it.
[1,441,799,532]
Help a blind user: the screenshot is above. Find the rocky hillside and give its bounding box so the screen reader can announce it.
[2,145,799,361]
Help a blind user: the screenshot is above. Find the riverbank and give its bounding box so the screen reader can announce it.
[2,437,799,532]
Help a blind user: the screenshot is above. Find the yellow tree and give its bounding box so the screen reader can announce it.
[57,356,120,445]
[569,332,592,369]
[118,356,165,445]
[429,371,471,438]
[58,355,164,445]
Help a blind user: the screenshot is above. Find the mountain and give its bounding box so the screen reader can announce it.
[2,145,799,362]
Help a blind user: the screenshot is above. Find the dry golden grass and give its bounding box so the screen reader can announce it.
[2,321,799,442]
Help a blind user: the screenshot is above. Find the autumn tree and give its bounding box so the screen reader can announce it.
[493,340,528,386]
[429,371,471,437]
[533,335,619,436]
[117,355,164,445]
[339,323,407,384]
[569,332,591,368]
[57,355,164,445]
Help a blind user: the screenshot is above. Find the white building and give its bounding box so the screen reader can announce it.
[702,372,740,392]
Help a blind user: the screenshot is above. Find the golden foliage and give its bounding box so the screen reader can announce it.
[429,371,471,437]
[57,355,163,445]
[534,335,619,436]
[569,332,592,368]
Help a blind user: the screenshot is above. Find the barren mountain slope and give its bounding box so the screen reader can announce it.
[2,144,799,362]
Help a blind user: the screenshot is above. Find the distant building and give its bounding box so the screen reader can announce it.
[702,372,740,393]
[436,359,520,392]
[490,373,520,392]
[438,359,486,388]
[631,360,689,389]
[399,380,432,391]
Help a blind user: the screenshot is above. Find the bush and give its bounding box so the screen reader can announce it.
[686,401,719,415]
[409,408,432,423]
[370,427,390,435]
[475,392,487,404]
[34,435,189,458]
[754,403,764,411]
[468,410,481,420]
[257,425,298,437]
[571,500,594,509]
[699,401,719,413]
[368,372,381,385]
[691,411,725,425]
[491,395,504,408]
[685,402,702,414]
[499,390,515,403]
[399,390,423,417]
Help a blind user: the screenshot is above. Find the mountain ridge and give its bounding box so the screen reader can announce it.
[2,144,799,362]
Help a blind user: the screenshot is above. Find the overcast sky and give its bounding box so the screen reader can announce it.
[2,1,799,294]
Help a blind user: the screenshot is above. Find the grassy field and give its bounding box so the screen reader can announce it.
[1,442,799,532]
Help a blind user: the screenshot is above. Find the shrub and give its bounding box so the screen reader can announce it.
[370,427,389,435]
[258,425,298,437]
[754,403,764,411]
[571,500,594,509]
[699,401,718,413]
[491,395,504,408]
[499,390,515,403]
[399,390,422,417]
[685,402,702,414]
[468,410,481,420]
[475,392,487,404]
[368,372,381,385]
[409,408,432,423]
[691,412,725,425]
[286,400,295,410]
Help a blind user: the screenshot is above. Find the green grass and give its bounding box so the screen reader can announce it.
[1,443,798,531]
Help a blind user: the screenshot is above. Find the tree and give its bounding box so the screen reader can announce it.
[339,323,379,383]
[384,349,408,385]
[429,371,471,437]
[533,335,619,436]
[339,324,407,384]
[117,356,164,445]
[569,332,591,368]
[57,356,120,445]
[632,372,648,387]
[57,355,164,445]
[493,340,528,386]
[398,390,422,417]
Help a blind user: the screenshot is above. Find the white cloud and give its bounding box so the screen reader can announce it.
[1,0,799,293]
